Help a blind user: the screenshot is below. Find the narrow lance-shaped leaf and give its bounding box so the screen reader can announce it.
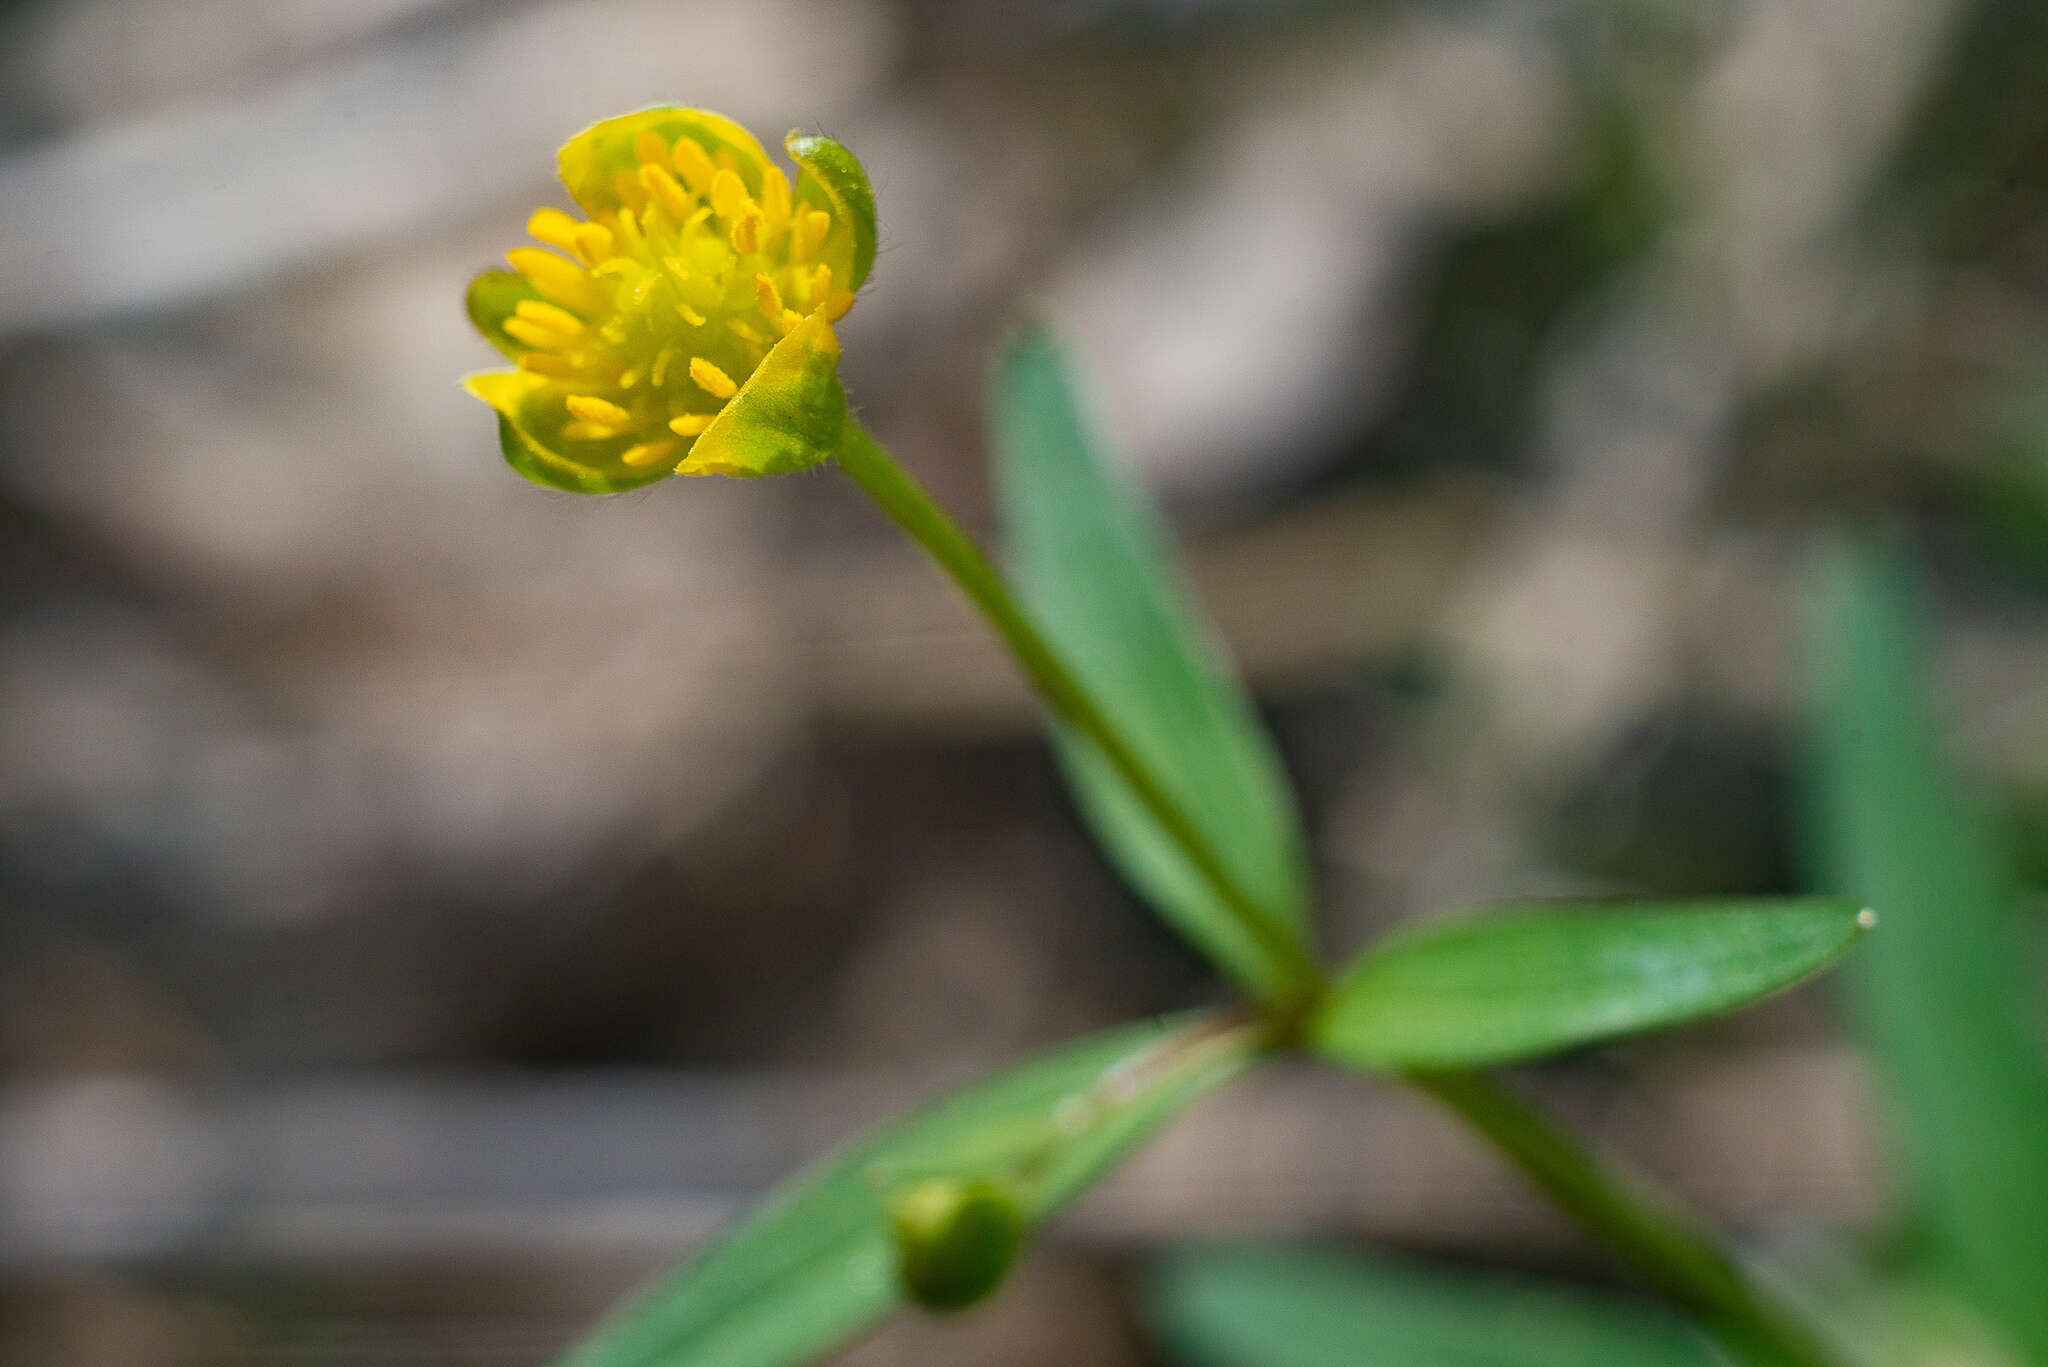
[992,325,1313,1000]
[555,1013,1264,1367]
[1311,898,1870,1071]
[1807,537,2048,1361]
[1148,1246,1717,1367]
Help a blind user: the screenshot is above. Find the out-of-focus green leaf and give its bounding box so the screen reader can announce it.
[1148,1246,1716,1367]
[1311,898,1868,1071]
[1807,537,2048,1360]
[555,1014,1263,1367]
[992,325,1313,1001]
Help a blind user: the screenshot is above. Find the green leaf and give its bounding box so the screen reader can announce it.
[1311,898,1869,1071]
[992,325,1313,1000]
[555,1013,1263,1367]
[1806,536,2048,1360]
[1148,1245,1716,1367]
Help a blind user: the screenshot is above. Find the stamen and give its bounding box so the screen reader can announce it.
[514,299,585,336]
[519,352,580,377]
[792,209,831,262]
[621,438,678,467]
[710,169,754,223]
[761,168,793,225]
[669,413,716,437]
[612,169,648,215]
[811,264,833,301]
[638,163,695,223]
[730,209,763,255]
[507,248,608,315]
[650,344,678,387]
[613,206,646,258]
[672,138,717,194]
[777,307,804,336]
[526,208,581,255]
[572,222,614,266]
[563,420,624,441]
[689,358,738,399]
[634,130,669,168]
[678,303,707,327]
[728,318,764,343]
[504,317,568,350]
[566,394,633,426]
[754,273,784,322]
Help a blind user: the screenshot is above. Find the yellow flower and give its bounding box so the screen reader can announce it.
[463,108,875,490]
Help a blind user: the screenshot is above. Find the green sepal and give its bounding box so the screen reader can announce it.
[558,106,774,217]
[494,414,669,496]
[466,270,545,362]
[786,131,877,290]
[464,370,672,495]
[681,311,847,478]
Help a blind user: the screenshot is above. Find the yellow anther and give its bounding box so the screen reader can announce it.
[507,248,608,315]
[514,299,585,336]
[810,263,834,304]
[754,273,784,322]
[728,317,764,344]
[613,206,646,258]
[526,207,582,255]
[614,168,651,215]
[563,420,623,441]
[668,412,716,437]
[730,209,763,256]
[792,209,831,262]
[621,439,678,468]
[634,130,669,168]
[565,394,633,427]
[678,303,707,327]
[710,168,753,223]
[637,162,695,223]
[672,138,717,194]
[689,357,737,399]
[777,307,804,336]
[518,352,580,377]
[571,222,614,266]
[824,289,857,322]
[504,317,567,350]
[761,167,792,229]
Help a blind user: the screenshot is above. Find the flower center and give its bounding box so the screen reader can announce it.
[506,129,854,468]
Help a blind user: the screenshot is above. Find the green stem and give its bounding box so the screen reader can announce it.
[1411,1070,1850,1367]
[834,418,1321,1008]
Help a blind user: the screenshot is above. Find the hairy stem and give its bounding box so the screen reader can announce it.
[1411,1069,1851,1367]
[834,418,1320,1008]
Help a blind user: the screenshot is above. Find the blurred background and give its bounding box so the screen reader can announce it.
[2,0,2047,1362]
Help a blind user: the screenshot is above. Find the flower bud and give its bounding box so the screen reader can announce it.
[887,1176,1026,1312]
